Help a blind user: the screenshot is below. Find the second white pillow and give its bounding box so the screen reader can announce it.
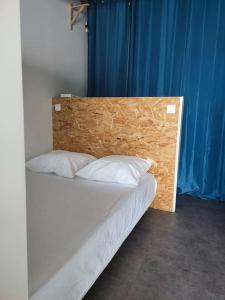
[76,155,152,186]
[26,150,96,178]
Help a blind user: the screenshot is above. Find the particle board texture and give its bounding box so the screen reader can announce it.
[52,97,183,212]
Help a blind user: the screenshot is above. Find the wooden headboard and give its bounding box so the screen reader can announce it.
[52,97,183,212]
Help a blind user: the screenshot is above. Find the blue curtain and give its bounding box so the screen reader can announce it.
[88,0,225,201]
[88,0,131,96]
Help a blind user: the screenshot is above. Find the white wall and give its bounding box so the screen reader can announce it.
[20,0,88,159]
[0,1,28,299]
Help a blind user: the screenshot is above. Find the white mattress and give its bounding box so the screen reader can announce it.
[26,170,156,300]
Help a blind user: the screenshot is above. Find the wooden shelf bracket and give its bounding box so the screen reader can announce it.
[69,1,89,30]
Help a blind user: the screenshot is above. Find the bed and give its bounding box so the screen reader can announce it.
[27,169,157,300]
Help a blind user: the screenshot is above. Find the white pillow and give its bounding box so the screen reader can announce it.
[26,150,96,178]
[76,155,152,186]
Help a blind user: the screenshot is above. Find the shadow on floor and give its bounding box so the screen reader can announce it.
[84,195,225,300]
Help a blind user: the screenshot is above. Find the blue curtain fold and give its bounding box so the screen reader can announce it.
[88,0,225,201]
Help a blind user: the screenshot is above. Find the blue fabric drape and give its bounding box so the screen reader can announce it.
[88,0,131,96]
[88,0,225,200]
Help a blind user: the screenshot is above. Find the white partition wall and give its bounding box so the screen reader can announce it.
[0,1,28,299]
[20,0,88,160]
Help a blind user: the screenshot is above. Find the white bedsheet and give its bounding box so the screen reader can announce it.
[26,170,156,300]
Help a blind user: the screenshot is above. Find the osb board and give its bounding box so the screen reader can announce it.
[52,97,183,212]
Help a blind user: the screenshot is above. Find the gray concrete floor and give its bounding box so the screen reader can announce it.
[84,195,225,300]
